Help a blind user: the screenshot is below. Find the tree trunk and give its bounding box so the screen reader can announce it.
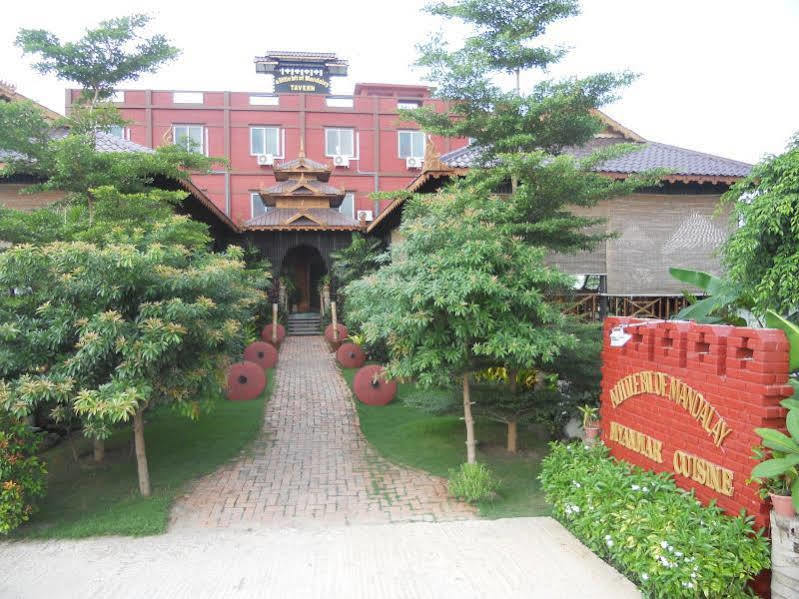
[507,369,518,453]
[133,408,151,497]
[463,373,476,464]
[507,420,518,453]
[93,438,105,462]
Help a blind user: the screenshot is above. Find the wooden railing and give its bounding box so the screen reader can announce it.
[557,294,701,321]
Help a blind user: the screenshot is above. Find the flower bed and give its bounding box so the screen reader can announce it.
[539,442,769,598]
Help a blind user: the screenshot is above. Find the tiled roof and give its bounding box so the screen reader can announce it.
[255,51,345,64]
[244,208,361,230]
[439,138,752,179]
[94,132,154,154]
[262,178,343,197]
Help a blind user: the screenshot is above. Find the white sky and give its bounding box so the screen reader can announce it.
[2,0,797,164]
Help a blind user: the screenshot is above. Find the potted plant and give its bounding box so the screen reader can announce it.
[751,396,799,518]
[577,404,600,444]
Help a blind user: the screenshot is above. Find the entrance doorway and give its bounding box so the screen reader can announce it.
[280,245,326,313]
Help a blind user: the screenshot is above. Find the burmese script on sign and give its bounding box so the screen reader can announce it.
[609,370,733,447]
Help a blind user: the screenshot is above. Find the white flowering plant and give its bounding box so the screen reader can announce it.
[540,442,769,598]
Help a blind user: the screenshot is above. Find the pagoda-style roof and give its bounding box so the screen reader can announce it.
[273,154,332,182]
[260,173,344,208]
[244,207,361,231]
[244,146,360,231]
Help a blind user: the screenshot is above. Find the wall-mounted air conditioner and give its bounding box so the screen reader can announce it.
[333,155,350,167]
[257,154,275,166]
[406,156,423,169]
[356,210,374,222]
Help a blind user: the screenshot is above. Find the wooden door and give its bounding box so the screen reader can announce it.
[294,261,311,312]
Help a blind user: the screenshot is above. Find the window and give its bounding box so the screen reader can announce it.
[249,95,279,106]
[109,90,125,103]
[325,128,355,157]
[107,125,126,139]
[250,127,281,156]
[397,100,421,110]
[398,130,425,158]
[173,91,203,104]
[251,192,269,218]
[326,97,354,108]
[338,192,355,218]
[173,125,205,154]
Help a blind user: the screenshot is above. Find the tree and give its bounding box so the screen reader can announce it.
[722,135,799,316]
[346,0,653,462]
[346,194,578,463]
[0,16,264,494]
[330,233,387,325]
[16,14,179,105]
[0,188,268,496]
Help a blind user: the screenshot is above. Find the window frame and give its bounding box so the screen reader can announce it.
[250,191,270,218]
[397,130,425,159]
[397,100,422,110]
[173,91,204,104]
[172,124,206,155]
[106,125,129,140]
[249,126,283,157]
[324,127,357,159]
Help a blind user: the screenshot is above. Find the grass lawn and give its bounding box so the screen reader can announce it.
[340,367,550,518]
[16,370,274,539]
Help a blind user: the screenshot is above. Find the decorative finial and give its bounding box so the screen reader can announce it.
[422,134,449,172]
[299,137,306,159]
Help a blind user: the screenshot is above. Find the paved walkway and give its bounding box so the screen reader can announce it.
[0,518,640,598]
[171,336,475,529]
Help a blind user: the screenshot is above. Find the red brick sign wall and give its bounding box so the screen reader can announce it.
[600,317,793,529]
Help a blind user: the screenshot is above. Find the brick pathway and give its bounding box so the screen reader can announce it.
[170,336,475,529]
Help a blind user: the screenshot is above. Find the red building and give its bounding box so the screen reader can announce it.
[67,51,468,227]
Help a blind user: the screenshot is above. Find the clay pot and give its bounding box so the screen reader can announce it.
[244,341,278,370]
[353,365,397,406]
[261,323,286,346]
[324,323,348,349]
[336,342,366,369]
[584,425,600,440]
[770,493,797,518]
[226,361,267,401]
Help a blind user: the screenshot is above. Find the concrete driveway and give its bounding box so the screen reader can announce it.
[0,517,639,599]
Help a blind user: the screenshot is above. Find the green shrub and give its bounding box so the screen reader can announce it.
[448,463,500,503]
[403,388,459,415]
[0,414,47,534]
[539,442,769,598]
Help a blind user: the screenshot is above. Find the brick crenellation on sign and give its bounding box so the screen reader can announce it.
[600,317,793,530]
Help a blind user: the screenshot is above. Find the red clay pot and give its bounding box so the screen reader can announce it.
[770,493,797,518]
[243,341,278,370]
[584,425,600,440]
[324,323,348,349]
[261,323,285,346]
[226,361,267,401]
[336,343,366,369]
[353,365,397,406]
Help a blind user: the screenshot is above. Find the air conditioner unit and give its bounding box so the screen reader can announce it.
[333,155,350,167]
[406,156,423,169]
[257,154,275,166]
[356,210,374,222]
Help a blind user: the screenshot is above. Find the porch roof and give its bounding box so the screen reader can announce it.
[244,207,363,231]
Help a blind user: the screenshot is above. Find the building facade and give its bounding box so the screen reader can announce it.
[9,50,753,319]
[68,52,469,227]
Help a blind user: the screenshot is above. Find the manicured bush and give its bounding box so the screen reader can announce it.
[539,442,769,598]
[0,415,46,534]
[448,463,500,503]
